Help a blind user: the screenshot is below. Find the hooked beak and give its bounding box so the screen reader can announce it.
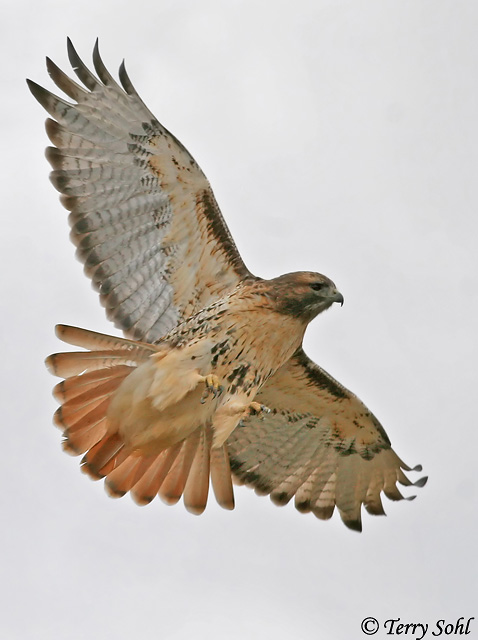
[332,291,344,307]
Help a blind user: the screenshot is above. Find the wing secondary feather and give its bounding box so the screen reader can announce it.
[227,349,427,531]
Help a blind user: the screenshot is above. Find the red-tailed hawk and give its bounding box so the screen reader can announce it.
[28,39,426,531]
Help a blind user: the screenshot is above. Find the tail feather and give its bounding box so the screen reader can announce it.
[53,360,131,456]
[57,376,127,409]
[55,324,157,354]
[81,433,124,478]
[131,445,182,505]
[63,417,108,455]
[46,349,145,378]
[210,444,235,510]
[106,454,161,499]
[105,455,146,498]
[54,396,110,429]
[159,431,201,505]
[53,365,133,402]
[47,324,236,514]
[92,446,131,479]
[184,428,211,515]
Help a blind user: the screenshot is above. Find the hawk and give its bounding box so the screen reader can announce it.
[28,39,426,531]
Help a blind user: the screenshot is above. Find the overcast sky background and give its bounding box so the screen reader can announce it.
[2,1,477,639]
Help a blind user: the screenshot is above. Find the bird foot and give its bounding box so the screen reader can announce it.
[200,374,224,403]
[247,402,271,416]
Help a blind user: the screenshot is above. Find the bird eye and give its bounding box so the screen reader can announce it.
[310,282,326,291]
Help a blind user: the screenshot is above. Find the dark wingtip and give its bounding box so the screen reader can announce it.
[26,78,45,102]
[344,518,363,533]
[295,499,312,514]
[66,37,81,70]
[119,59,135,95]
[312,505,335,521]
[414,475,428,488]
[92,38,100,60]
[66,38,98,91]
[270,491,292,507]
[45,146,62,168]
[364,502,386,516]
[92,38,116,86]
[66,36,75,60]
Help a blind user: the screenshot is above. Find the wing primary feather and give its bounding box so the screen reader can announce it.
[118,60,135,95]
[92,39,118,87]
[26,80,70,115]
[46,57,88,101]
[66,37,100,91]
[363,465,386,516]
[33,41,251,345]
[118,60,157,122]
[413,475,428,488]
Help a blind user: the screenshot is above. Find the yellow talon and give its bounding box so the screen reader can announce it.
[200,374,224,403]
[205,374,221,391]
[248,402,271,416]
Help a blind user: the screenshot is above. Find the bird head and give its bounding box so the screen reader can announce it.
[267,271,344,322]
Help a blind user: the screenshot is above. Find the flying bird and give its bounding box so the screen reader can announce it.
[28,39,426,531]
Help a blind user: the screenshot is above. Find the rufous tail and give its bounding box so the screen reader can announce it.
[46,324,235,513]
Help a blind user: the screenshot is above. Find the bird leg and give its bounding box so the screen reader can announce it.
[200,374,224,403]
[211,399,271,448]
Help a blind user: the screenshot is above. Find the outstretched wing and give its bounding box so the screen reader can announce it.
[227,349,426,531]
[28,39,251,342]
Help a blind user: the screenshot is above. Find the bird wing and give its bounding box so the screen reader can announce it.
[28,39,252,342]
[227,348,427,531]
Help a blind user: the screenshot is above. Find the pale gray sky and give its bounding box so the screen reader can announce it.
[2,1,477,639]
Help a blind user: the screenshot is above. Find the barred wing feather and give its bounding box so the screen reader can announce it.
[28,39,251,342]
[227,349,427,531]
